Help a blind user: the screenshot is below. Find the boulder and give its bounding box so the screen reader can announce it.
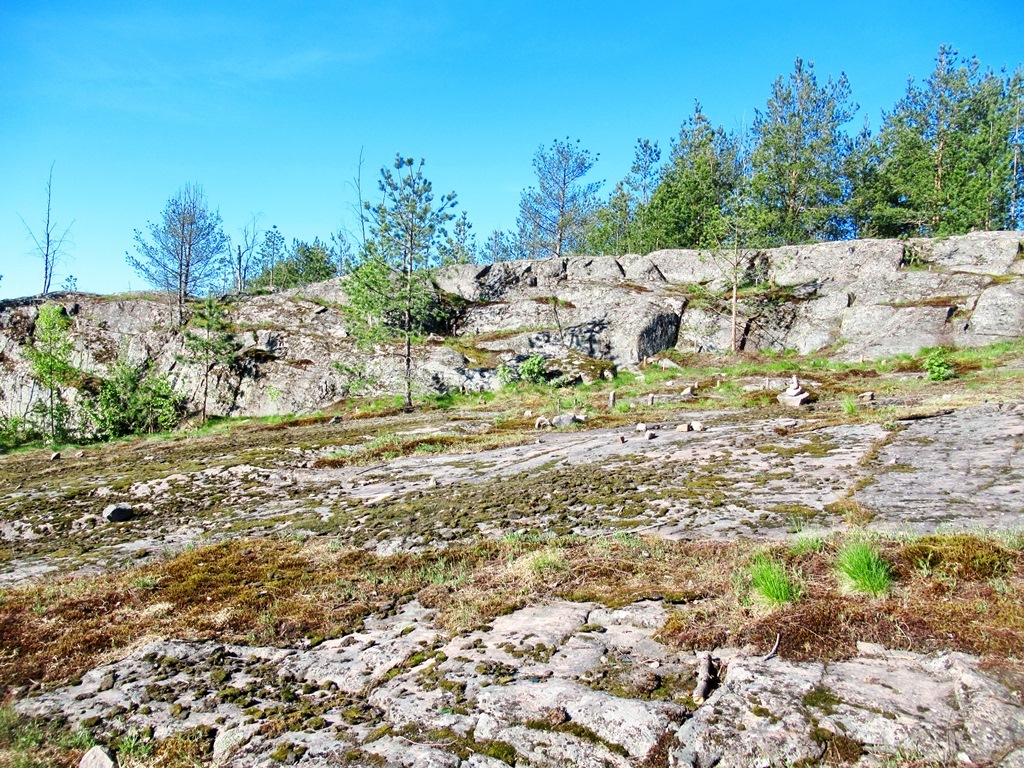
[550,413,578,429]
[102,503,134,522]
[79,746,118,768]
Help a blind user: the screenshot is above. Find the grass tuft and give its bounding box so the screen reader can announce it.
[836,539,893,595]
[749,554,800,605]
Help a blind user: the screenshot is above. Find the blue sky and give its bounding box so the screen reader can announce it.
[2,0,1022,300]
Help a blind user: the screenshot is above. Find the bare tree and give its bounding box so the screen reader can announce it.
[20,163,73,294]
[127,184,229,327]
[225,213,262,293]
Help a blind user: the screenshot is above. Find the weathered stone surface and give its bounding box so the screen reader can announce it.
[672,648,1024,768]
[550,413,577,429]
[15,599,1024,768]
[2,233,1021,417]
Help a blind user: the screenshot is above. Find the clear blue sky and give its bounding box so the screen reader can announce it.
[2,0,1022,300]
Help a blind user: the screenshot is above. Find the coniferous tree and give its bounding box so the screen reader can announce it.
[851,46,1024,236]
[517,138,601,259]
[127,184,229,327]
[255,225,287,290]
[480,230,517,263]
[342,155,456,408]
[747,59,857,245]
[179,297,240,423]
[586,138,661,255]
[438,211,479,265]
[646,104,741,250]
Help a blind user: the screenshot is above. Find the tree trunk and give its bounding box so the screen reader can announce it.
[731,273,739,353]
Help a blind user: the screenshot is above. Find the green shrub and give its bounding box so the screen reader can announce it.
[88,357,185,439]
[924,350,955,381]
[518,354,548,384]
[837,540,893,595]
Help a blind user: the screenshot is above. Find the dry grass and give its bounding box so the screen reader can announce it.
[1,532,1022,695]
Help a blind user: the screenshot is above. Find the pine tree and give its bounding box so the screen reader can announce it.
[127,184,229,327]
[851,46,1024,236]
[517,138,601,259]
[342,155,456,408]
[179,297,240,423]
[646,104,741,249]
[438,211,479,265]
[747,59,857,245]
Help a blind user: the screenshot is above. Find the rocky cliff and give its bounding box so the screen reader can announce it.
[1,231,1021,420]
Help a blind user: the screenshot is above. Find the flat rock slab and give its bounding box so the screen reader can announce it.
[3,404,1024,583]
[857,402,1024,533]
[15,600,1024,767]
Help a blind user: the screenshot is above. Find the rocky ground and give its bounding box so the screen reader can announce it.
[2,362,1024,767]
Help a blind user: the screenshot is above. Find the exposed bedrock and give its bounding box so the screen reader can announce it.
[1,232,1021,417]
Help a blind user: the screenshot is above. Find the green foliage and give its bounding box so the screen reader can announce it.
[439,211,479,265]
[0,414,34,450]
[836,539,893,595]
[496,363,518,386]
[26,302,76,444]
[645,104,741,250]
[248,237,338,290]
[586,138,662,255]
[925,349,956,381]
[517,354,548,384]
[88,356,185,439]
[517,137,601,258]
[747,58,857,245]
[851,46,1024,236]
[179,297,241,422]
[748,554,800,604]
[343,155,457,408]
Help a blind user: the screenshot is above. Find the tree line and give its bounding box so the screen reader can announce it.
[120,46,1022,315]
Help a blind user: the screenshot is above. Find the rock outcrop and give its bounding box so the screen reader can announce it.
[1,232,1021,419]
[15,600,1024,767]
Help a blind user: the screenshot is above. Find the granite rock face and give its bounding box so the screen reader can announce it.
[15,600,1024,767]
[1,232,1021,418]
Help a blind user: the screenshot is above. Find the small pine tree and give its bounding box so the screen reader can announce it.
[178,297,241,423]
[26,302,76,443]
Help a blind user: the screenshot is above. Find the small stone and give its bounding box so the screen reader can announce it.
[523,409,533,418]
[647,394,655,406]
[778,392,810,407]
[635,422,647,433]
[79,746,118,768]
[617,435,626,444]
[74,450,85,458]
[676,423,693,432]
[681,386,694,398]
[534,416,551,429]
[427,478,438,488]
[690,421,705,432]
[645,430,656,440]
[327,416,340,425]
[102,503,134,523]
[857,391,875,402]
[49,452,61,461]
[543,707,569,726]
[98,671,115,692]
[608,391,617,408]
